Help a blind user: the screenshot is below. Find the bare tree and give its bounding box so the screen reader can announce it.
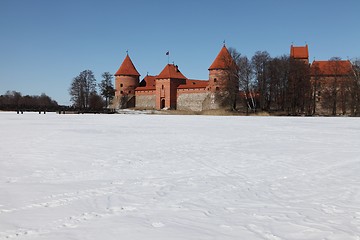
[321,57,351,115]
[267,56,290,111]
[89,92,104,110]
[288,58,311,115]
[69,70,97,109]
[311,62,321,115]
[252,51,271,111]
[236,55,256,113]
[327,57,341,115]
[98,72,115,108]
[225,47,241,110]
[350,59,360,115]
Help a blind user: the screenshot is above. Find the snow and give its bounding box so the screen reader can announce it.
[0,112,360,240]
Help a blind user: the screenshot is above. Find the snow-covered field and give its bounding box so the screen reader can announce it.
[0,112,359,240]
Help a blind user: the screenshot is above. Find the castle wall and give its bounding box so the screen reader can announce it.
[135,90,156,109]
[177,88,208,111]
[201,93,222,110]
[112,95,135,109]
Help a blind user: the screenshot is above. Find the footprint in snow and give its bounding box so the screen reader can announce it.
[152,222,165,228]
[220,224,232,230]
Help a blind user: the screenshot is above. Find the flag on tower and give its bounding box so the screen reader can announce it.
[166,51,169,55]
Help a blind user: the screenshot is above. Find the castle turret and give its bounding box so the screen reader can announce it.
[208,45,235,93]
[114,54,140,108]
[290,44,309,64]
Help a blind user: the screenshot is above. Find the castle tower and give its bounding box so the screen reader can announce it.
[290,44,309,64]
[114,54,140,108]
[155,64,187,110]
[208,45,235,93]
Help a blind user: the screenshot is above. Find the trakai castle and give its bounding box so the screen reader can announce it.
[113,44,355,114]
[112,45,234,112]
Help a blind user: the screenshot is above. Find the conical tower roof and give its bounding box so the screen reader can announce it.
[156,64,187,79]
[208,45,235,70]
[115,54,140,76]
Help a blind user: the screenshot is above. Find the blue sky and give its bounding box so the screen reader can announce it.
[1,0,359,105]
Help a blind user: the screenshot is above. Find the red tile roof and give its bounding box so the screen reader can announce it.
[135,86,156,91]
[209,45,235,70]
[290,45,309,59]
[156,64,187,79]
[136,75,156,90]
[115,54,140,76]
[311,60,352,76]
[177,79,209,89]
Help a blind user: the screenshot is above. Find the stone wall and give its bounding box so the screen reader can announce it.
[135,94,156,109]
[201,93,222,110]
[177,93,208,111]
[111,95,135,109]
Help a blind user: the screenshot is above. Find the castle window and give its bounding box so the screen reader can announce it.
[214,78,217,82]
[216,87,219,91]
[120,83,123,87]
[162,85,164,89]
[128,90,131,94]
[120,91,123,94]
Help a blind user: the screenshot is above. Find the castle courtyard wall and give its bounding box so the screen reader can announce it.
[135,91,156,109]
[177,89,208,111]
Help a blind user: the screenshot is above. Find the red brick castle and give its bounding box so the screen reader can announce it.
[113,45,235,111]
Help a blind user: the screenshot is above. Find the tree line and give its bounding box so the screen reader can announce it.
[0,91,58,111]
[224,48,360,116]
[68,70,115,111]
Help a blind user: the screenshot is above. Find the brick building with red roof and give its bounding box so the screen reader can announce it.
[291,44,353,115]
[113,45,235,111]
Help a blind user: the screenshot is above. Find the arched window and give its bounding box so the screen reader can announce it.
[120,83,123,87]
[214,78,217,82]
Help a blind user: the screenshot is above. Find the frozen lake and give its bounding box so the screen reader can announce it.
[0,112,359,240]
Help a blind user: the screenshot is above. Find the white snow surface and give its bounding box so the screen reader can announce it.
[0,112,360,240]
